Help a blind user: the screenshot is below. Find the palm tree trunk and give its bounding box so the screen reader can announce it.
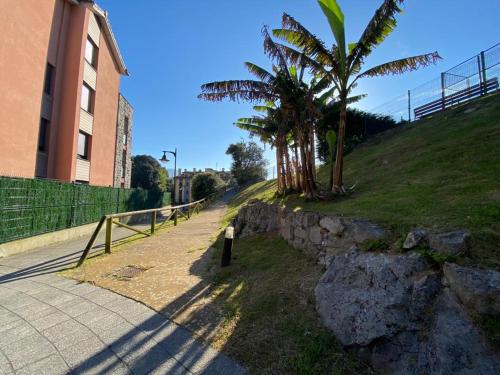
[299,140,311,199]
[329,153,334,190]
[333,98,347,193]
[276,145,284,195]
[284,145,293,190]
[304,126,317,192]
[310,125,316,180]
[294,144,301,190]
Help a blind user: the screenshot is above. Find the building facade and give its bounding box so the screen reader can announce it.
[174,168,233,204]
[0,0,132,187]
[113,95,133,188]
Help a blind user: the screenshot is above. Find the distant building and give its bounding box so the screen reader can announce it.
[0,0,132,187]
[174,168,234,204]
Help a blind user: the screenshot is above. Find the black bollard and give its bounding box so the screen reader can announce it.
[221,226,234,267]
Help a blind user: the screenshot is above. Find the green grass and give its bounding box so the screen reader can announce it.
[227,93,500,268]
[208,233,372,374]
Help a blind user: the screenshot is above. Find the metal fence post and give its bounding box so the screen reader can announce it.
[407,90,411,124]
[477,55,484,96]
[440,73,446,110]
[480,51,487,95]
[150,211,156,234]
[105,216,113,254]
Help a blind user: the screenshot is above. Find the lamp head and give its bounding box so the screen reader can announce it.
[159,151,170,163]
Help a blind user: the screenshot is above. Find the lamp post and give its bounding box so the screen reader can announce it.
[159,148,177,204]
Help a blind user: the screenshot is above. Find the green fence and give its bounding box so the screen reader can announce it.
[0,176,171,244]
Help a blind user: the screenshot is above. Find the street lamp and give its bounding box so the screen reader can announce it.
[159,148,177,203]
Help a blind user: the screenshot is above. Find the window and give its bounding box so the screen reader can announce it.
[123,117,129,145]
[81,84,94,113]
[38,118,49,152]
[44,64,55,95]
[77,131,90,159]
[85,37,98,67]
[121,150,127,178]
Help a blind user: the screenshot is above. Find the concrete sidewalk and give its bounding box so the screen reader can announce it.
[0,197,245,374]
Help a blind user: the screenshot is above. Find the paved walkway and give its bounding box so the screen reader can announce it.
[0,194,245,374]
[66,194,233,341]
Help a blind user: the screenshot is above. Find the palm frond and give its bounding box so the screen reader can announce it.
[357,52,441,78]
[245,62,275,83]
[348,0,404,69]
[317,0,346,64]
[234,117,266,126]
[310,74,333,95]
[273,42,327,76]
[199,80,277,102]
[253,105,273,113]
[262,26,290,75]
[273,19,333,67]
[317,87,336,105]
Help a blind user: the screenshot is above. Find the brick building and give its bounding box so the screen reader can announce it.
[0,0,133,187]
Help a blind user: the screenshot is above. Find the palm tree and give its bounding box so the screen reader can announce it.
[234,104,294,193]
[273,0,441,193]
[199,49,320,197]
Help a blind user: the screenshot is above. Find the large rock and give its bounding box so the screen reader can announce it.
[403,228,428,249]
[425,290,500,374]
[428,230,470,256]
[319,216,344,235]
[315,250,500,374]
[444,263,500,316]
[315,248,439,346]
[344,219,386,243]
[369,290,500,374]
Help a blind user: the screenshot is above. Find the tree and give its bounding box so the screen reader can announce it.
[191,173,225,201]
[273,0,440,193]
[131,155,168,192]
[225,141,268,186]
[199,34,324,198]
[316,107,396,162]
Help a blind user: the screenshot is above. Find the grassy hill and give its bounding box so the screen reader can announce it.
[227,93,500,268]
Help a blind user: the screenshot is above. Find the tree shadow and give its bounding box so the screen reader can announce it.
[0,190,366,373]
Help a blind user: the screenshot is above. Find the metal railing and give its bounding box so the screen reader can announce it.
[370,42,500,122]
[76,193,218,267]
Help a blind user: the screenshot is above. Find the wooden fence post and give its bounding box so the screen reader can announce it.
[150,211,156,234]
[105,217,113,254]
[174,209,178,226]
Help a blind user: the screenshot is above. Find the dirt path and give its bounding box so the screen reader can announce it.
[66,192,234,342]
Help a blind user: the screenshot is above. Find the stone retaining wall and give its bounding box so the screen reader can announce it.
[233,199,500,374]
[234,200,385,266]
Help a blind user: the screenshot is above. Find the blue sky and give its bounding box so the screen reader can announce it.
[98,0,500,173]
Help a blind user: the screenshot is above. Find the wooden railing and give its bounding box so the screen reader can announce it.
[76,194,218,267]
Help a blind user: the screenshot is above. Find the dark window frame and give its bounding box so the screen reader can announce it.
[123,116,129,145]
[81,83,94,114]
[77,131,90,160]
[85,37,98,68]
[121,150,127,178]
[44,64,55,96]
[38,118,49,152]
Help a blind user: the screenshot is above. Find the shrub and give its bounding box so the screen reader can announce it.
[191,173,224,201]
